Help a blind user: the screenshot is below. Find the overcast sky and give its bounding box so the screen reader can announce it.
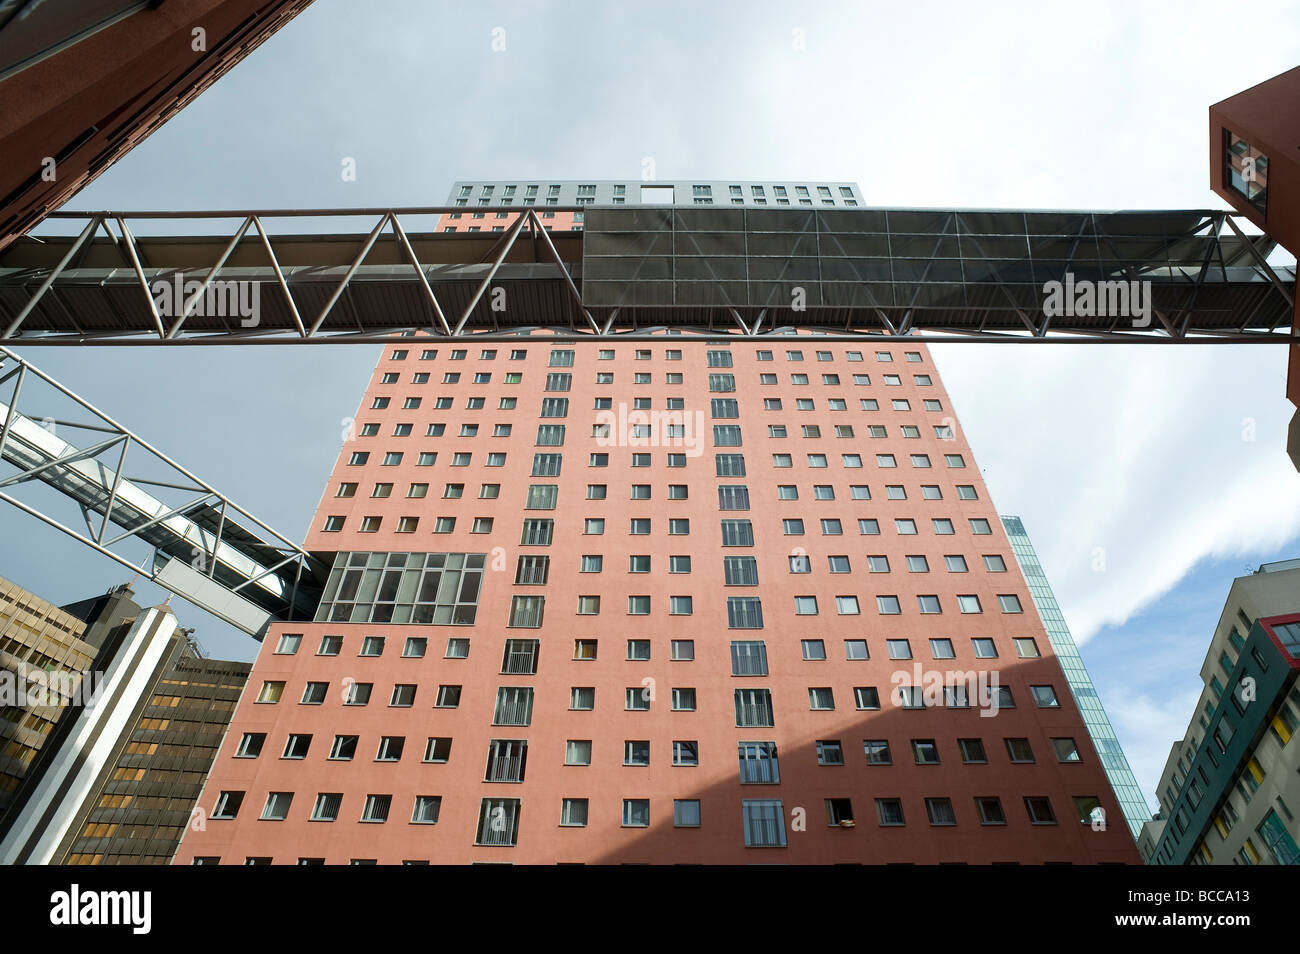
[3,0,1299,813]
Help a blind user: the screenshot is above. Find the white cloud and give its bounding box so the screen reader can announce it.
[1103,685,1206,813]
[936,343,1300,644]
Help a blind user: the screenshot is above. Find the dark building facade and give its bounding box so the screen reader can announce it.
[0,577,249,864]
[0,0,314,251]
[0,575,128,819]
[1143,560,1300,865]
[56,646,250,865]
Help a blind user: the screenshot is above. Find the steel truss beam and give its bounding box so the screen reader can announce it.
[0,206,1291,346]
[0,347,326,635]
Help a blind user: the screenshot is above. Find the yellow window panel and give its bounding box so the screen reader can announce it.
[1271,714,1293,744]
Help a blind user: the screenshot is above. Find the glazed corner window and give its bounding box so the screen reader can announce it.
[1224,130,1268,215]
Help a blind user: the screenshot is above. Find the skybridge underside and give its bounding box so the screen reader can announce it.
[0,207,1292,345]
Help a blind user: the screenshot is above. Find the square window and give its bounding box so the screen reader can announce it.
[256,681,285,704]
[235,733,265,758]
[1025,797,1057,825]
[376,736,405,761]
[623,799,651,827]
[1031,686,1060,708]
[1014,637,1040,658]
[1006,738,1035,763]
[855,687,881,710]
[1053,738,1081,762]
[809,687,835,710]
[802,639,827,660]
[361,794,392,824]
[845,639,869,660]
[977,798,1006,825]
[434,685,460,707]
[741,799,787,846]
[565,740,592,765]
[624,742,651,767]
[674,800,701,828]
[876,799,905,826]
[274,633,301,655]
[673,740,699,766]
[261,792,293,821]
[926,798,956,826]
[817,741,844,766]
[864,740,892,765]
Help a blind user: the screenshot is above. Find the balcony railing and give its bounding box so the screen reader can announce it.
[485,755,526,783]
[735,701,774,727]
[493,696,534,726]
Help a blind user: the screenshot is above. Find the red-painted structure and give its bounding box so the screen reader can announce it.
[1208,65,1300,468]
[0,0,314,252]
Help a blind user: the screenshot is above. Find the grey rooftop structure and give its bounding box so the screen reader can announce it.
[446,179,865,209]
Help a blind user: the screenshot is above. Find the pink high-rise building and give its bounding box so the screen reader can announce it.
[175,181,1140,865]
